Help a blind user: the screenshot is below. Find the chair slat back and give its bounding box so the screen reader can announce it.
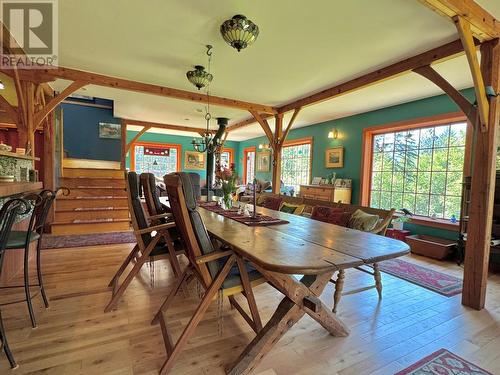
[126,171,151,248]
[164,172,217,286]
[140,173,165,217]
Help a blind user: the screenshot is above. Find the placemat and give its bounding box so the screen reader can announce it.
[199,202,289,226]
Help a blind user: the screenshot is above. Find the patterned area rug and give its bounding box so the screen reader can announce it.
[378,258,462,297]
[396,348,492,374]
[41,231,135,249]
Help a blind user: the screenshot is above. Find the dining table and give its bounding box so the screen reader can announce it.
[192,202,410,375]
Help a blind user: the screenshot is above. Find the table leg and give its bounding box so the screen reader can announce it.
[227,271,349,375]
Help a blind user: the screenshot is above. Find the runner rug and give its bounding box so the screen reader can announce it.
[41,231,135,249]
[395,348,492,375]
[378,258,462,297]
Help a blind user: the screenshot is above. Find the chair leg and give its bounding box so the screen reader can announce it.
[332,269,345,314]
[36,239,49,308]
[151,268,190,325]
[373,263,382,299]
[163,232,181,278]
[0,309,17,369]
[158,256,236,375]
[23,244,37,328]
[107,244,139,288]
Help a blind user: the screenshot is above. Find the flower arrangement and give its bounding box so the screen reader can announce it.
[216,163,238,208]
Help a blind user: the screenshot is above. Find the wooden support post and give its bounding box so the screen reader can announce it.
[25,82,36,160]
[272,114,283,194]
[462,38,500,310]
[120,119,127,170]
[43,111,56,225]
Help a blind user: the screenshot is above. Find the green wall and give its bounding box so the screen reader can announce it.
[237,88,477,240]
[125,130,240,185]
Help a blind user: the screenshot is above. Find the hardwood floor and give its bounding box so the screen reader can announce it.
[1,244,500,374]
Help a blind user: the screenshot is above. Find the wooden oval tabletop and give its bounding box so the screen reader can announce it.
[197,207,363,275]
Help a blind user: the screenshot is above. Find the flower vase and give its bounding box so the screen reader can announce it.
[223,193,232,210]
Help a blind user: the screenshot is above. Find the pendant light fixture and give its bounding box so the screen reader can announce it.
[191,45,218,153]
[186,45,213,90]
[220,15,259,52]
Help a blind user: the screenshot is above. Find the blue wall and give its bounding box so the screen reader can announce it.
[125,130,240,185]
[61,98,122,161]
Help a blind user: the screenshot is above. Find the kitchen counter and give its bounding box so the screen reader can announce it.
[0,181,43,198]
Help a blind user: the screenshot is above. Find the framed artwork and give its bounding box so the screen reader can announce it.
[184,151,205,170]
[311,177,322,185]
[256,151,271,172]
[325,146,344,168]
[98,122,121,139]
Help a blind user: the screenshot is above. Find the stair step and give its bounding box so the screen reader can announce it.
[60,177,126,188]
[55,198,128,210]
[59,187,126,199]
[63,168,124,179]
[55,209,129,221]
[51,221,131,235]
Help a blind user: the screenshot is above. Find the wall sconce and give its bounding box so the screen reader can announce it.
[258,143,271,150]
[328,129,338,139]
[0,81,4,90]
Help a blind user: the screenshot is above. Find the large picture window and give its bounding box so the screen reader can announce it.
[281,139,312,195]
[369,121,467,219]
[131,142,181,179]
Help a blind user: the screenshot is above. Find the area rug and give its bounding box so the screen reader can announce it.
[41,231,135,249]
[377,258,462,297]
[395,348,493,374]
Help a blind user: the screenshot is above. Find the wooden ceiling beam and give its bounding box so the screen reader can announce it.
[413,65,477,123]
[418,0,500,41]
[25,66,277,114]
[277,39,475,114]
[123,119,216,134]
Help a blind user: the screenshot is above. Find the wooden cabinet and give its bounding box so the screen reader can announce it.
[298,184,351,204]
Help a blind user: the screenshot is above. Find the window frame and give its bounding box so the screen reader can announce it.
[130,141,182,173]
[221,147,235,168]
[243,146,256,184]
[360,112,471,230]
[281,137,313,190]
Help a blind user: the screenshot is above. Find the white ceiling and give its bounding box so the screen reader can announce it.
[50,0,500,141]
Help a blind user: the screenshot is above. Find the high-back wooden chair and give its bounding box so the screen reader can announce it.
[152,172,264,375]
[105,171,183,312]
[140,172,171,219]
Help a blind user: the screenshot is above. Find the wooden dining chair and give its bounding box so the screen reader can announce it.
[105,171,183,313]
[140,172,171,220]
[330,207,395,313]
[152,172,264,375]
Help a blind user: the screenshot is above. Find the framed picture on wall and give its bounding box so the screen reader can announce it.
[98,122,121,139]
[256,151,271,172]
[325,146,344,168]
[185,151,205,170]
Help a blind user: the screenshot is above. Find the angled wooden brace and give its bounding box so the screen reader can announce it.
[0,95,20,124]
[413,65,477,124]
[249,110,274,145]
[282,107,302,143]
[125,125,151,155]
[454,15,489,131]
[34,81,87,126]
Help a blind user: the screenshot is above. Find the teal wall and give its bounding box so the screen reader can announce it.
[237,88,477,240]
[126,130,240,185]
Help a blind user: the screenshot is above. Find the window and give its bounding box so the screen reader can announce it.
[131,142,180,179]
[281,139,312,195]
[220,148,234,169]
[243,147,256,184]
[369,121,467,219]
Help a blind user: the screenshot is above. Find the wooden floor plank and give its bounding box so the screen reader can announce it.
[0,244,499,374]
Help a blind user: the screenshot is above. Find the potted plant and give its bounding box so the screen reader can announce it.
[392,215,410,230]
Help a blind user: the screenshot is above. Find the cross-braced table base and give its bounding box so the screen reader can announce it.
[227,267,350,375]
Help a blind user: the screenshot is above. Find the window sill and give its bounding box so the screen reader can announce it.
[394,213,459,232]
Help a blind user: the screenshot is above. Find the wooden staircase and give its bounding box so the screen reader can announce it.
[52,163,130,235]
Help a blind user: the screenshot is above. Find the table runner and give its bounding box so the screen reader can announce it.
[199,202,289,226]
